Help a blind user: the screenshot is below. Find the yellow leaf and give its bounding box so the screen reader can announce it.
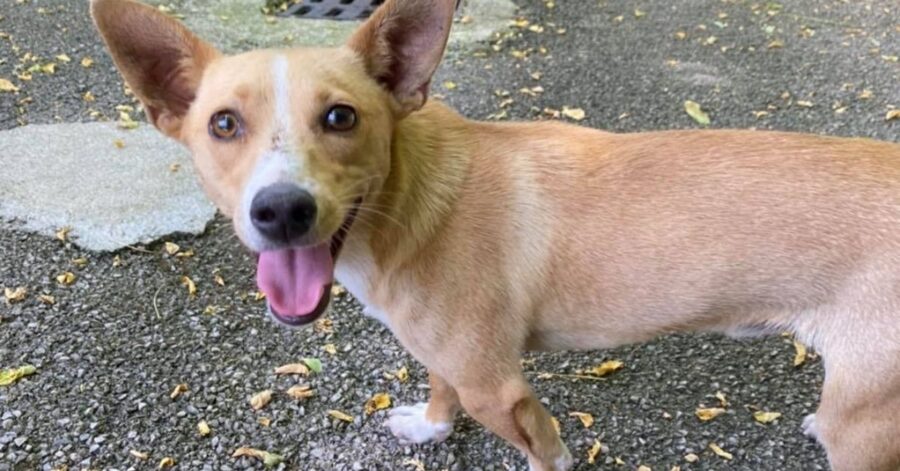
[56,272,76,286]
[197,420,211,436]
[886,110,900,121]
[314,318,333,333]
[113,139,125,149]
[395,366,409,383]
[232,447,284,468]
[587,439,602,464]
[274,363,310,376]
[158,457,175,469]
[170,383,188,400]
[793,340,808,366]
[695,407,726,421]
[258,416,272,427]
[403,458,426,471]
[83,91,95,102]
[753,410,782,424]
[614,457,625,465]
[55,226,70,242]
[0,78,19,93]
[0,365,37,386]
[858,89,873,100]
[365,393,392,415]
[767,39,784,49]
[214,274,225,286]
[684,100,711,125]
[323,344,337,355]
[286,385,315,400]
[180,276,197,297]
[250,390,273,411]
[254,290,266,301]
[129,450,149,460]
[71,257,89,267]
[588,360,624,377]
[38,294,55,305]
[637,466,652,471]
[442,81,457,90]
[164,242,180,255]
[40,63,56,74]
[81,57,94,68]
[569,411,594,428]
[327,409,354,423]
[4,287,27,303]
[561,106,586,121]
[684,453,699,463]
[330,284,345,296]
[796,100,814,108]
[709,443,733,460]
[56,54,71,63]
[634,9,646,18]
[715,391,728,407]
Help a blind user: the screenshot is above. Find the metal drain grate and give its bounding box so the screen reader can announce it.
[279,0,386,21]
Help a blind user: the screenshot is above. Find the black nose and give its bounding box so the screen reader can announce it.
[250,183,317,243]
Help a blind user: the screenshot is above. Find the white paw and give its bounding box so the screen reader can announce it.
[385,402,453,444]
[802,413,819,440]
[528,441,573,471]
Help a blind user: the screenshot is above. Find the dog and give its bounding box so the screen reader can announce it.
[91,0,900,469]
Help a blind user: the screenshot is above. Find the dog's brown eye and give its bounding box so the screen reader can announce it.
[324,105,357,132]
[209,111,240,140]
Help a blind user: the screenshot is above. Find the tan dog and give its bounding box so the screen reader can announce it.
[91,0,900,469]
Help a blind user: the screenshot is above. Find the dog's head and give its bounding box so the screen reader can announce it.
[91,0,456,326]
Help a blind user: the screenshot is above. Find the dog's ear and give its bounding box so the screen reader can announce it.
[90,0,219,139]
[347,0,456,116]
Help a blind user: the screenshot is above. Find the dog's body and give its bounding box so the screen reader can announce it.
[92,0,900,469]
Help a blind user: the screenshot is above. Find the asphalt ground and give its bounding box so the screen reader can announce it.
[1,0,898,470]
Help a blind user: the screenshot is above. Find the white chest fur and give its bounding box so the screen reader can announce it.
[334,247,391,327]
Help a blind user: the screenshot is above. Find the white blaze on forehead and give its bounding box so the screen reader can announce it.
[272,54,292,148]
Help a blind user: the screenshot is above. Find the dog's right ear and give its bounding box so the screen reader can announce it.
[90,0,219,139]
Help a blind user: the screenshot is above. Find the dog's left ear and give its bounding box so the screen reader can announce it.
[347,0,456,116]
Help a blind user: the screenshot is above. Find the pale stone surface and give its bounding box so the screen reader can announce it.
[150,0,516,52]
[0,123,216,251]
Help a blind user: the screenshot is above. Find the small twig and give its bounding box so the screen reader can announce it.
[126,245,154,254]
[152,284,164,320]
[525,372,609,382]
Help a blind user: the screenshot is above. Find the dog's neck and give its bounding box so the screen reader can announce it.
[344,100,471,271]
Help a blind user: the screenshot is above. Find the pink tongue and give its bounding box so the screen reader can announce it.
[257,245,334,317]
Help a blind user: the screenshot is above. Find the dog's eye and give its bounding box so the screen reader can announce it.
[209,110,241,140]
[323,105,357,132]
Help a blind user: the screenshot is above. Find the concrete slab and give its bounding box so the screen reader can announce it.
[151,0,516,52]
[0,123,216,252]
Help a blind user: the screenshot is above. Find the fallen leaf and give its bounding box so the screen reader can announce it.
[175,249,194,258]
[4,287,26,303]
[587,360,624,377]
[323,344,337,355]
[715,391,728,407]
[569,411,594,428]
[0,365,36,386]
[232,447,284,468]
[403,458,426,471]
[695,407,726,421]
[258,417,272,427]
[129,450,149,460]
[793,340,808,366]
[250,390,273,411]
[113,139,126,149]
[56,272,76,286]
[442,81,457,90]
[303,357,323,374]
[709,443,733,460]
[634,9,646,18]
[56,54,71,63]
[684,453,699,463]
[38,294,55,305]
[80,57,94,68]
[587,439,602,464]
[170,383,188,400]
[214,273,225,286]
[614,457,625,465]
[327,409,354,423]
[55,226,70,242]
[180,276,197,297]
[561,106,586,121]
[684,100,711,125]
[767,39,784,49]
[169,163,181,173]
[158,457,175,469]
[858,89,873,100]
[395,366,409,383]
[753,410,782,424]
[365,392,392,415]
[0,78,18,93]
[796,100,814,108]
[637,466,652,471]
[330,284,345,296]
[314,318,333,333]
[198,420,211,436]
[275,363,310,376]
[71,257,89,267]
[164,242,180,255]
[886,110,900,121]
[82,91,95,102]
[286,385,315,400]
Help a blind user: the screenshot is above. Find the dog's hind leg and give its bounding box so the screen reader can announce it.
[386,370,460,444]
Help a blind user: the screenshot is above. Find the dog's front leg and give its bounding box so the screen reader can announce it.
[386,370,460,444]
[456,375,573,471]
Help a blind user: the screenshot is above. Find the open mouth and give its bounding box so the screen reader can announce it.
[255,199,361,327]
